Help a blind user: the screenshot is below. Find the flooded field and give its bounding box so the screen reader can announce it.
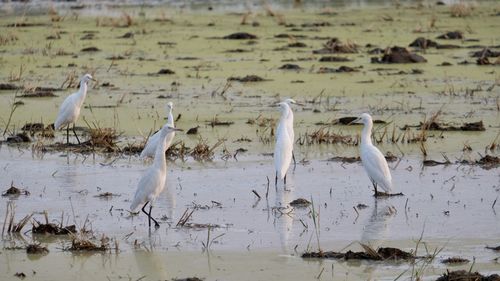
[0,1,499,280]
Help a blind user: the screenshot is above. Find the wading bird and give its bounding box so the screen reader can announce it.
[140,102,175,159]
[283,98,301,168]
[274,102,293,186]
[353,113,396,197]
[131,125,181,229]
[54,73,94,144]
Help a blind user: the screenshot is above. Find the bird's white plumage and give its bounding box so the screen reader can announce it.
[54,74,93,130]
[131,125,178,211]
[358,113,392,193]
[283,98,296,143]
[140,102,175,159]
[274,102,293,180]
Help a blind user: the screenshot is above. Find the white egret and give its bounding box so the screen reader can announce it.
[130,125,181,228]
[353,113,395,197]
[140,102,175,159]
[274,102,293,186]
[54,73,94,144]
[283,98,302,168]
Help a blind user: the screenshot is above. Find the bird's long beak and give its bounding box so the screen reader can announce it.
[347,117,362,125]
[172,128,183,132]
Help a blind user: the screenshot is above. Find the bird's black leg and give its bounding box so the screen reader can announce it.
[292,151,297,170]
[373,182,378,197]
[275,172,278,187]
[284,174,287,185]
[141,201,151,228]
[149,204,160,228]
[66,125,70,144]
[72,123,80,144]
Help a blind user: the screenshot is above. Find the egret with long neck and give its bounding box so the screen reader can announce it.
[131,125,181,229]
[354,113,394,197]
[54,73,94,144]
[274,102,293,186]
[140,102,175,159]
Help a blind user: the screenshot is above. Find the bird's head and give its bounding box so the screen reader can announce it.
[351,113,372,125]
[162,125,183,133]
[81,74,95,83]
[276,102,290,113]
[284,98,304,106]
[166,102,174,111]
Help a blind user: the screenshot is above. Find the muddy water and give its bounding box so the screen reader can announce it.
[1,2,500,280]
[1,146,499,280]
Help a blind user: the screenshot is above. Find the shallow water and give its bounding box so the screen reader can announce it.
[1,147,499,280]
[0,2,500,280]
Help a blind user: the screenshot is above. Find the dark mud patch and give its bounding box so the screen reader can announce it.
[302,247,415,261]
[81,47,100,52]
[279,64,302,70]
[207,118,234,127]
[476,57,500,65]
[118,32,134,39]
[471,48,500,58]
[172,278,204,281]
[317,66,360,73]
[319,56,351,62]
[5,132,31,143]
[404,120,485,131]
[14,272,26,279]
[186,126,199,135]
[288,42,307,48]
[2,183,30,197]
[486,245,500,251]
[225,48,252,53]
[94,192,120,198]
[409,37,438,49]
[289,198,311,207]
[26,244,49,255]
[6,22,49,28]
[274,33,307,39]
[157,68,176,75]
[435,270,500,281]
[371,46,427,63]
[313,38,358,54]
[327,156,361,163]
[18,91,57,98]
[223,32,257,40]
[228,75,268,82]
[441,257,469,264]
[32,221,76,235]
[334,116,386,125]
[436,31,463,40]
[0,83,20,90]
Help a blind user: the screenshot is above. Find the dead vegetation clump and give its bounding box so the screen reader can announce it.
[313,38,358,54]
[207,117,234,127]
[68,237,108,252]
[95,12,135,28]
[301,127,355,145]
[436,270,499,281]
[371,46,427,63]
[32,220,76,235]
[2,182,30,197]
[441,257,469,264]
[88,127,118,150]
[0,32,19,45]
[228,75,267,82]
[302,245,415,261]
[26,244,49,255]
[289,198,311,207]
[450,3,474,17]
[2,202,32,234]
[190,138,224,161]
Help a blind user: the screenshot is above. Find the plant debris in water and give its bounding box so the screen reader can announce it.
[68,238,108,252]
[435,270,500,281]
[2,182,30,196]
[371,46,427,63]
[289,198,311,207]
[441,257,470,264]
[228,75,267,82]
[302,246,415,261]
[26,244,49,255]
[313,37,358,54]
[32,221,76,235]
[223,32,257,40]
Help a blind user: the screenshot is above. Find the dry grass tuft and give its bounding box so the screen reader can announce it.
[450,3,473,17]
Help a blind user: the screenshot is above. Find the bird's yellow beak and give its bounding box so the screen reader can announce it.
[347,117,362,125]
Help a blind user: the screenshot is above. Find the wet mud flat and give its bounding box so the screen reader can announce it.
[1,147,500,280]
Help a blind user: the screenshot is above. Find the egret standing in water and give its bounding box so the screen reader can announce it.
[353,113,398,197]
[283,98,300,168]
[131,125,181,229]
[54,73,94,144]
[140,102,175,159]
[274,102,293,186]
